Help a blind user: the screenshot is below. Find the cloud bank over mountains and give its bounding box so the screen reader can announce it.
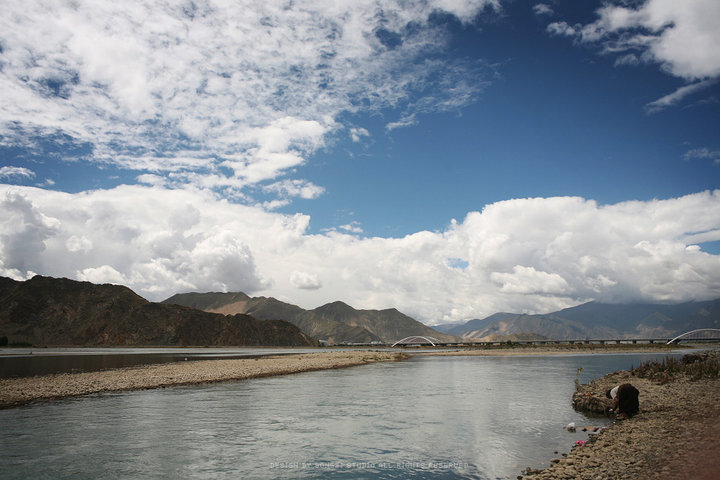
[1,1,719,323]
[2,185,718,323]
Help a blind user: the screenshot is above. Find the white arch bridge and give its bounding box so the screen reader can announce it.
[391,336,441,347]
[667,329,720,345]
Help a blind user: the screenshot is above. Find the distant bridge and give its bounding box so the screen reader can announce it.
[380,334,720,348]
[391,336,441,347]
[667,329,720,345]
[377,331,720,348]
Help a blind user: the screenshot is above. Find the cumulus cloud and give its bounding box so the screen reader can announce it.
[0,192,59,275]
[0,186,269,298]
[491,265,569,294]
[290,271,322,290]
[547,0,720,111]
[0,0,498,199]
[77,265,127,285]
[1,185,719,324]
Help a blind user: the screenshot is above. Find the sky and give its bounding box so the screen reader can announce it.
[1,0,719,325]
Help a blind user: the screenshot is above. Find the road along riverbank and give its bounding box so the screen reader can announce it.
[520,349,720,480]
[0,350,405,409]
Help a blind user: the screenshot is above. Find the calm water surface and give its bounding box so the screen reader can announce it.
[0,352,687,479]
[0,347,337,378]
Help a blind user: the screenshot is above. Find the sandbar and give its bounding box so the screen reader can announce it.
[0,350,403,409]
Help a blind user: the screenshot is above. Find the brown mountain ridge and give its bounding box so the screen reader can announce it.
[162,292,458,345]
[0,276,317,347]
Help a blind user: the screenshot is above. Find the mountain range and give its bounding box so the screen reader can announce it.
[441,300,720,341]
[0,276,316,347]
[2,274,718,347]
[161,291,458,344]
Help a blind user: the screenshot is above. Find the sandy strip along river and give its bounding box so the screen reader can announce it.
[0,350,402,409]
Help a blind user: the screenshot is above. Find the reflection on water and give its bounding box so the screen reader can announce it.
[0,352,684,480]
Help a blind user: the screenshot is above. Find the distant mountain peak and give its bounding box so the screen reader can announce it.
[164,292,458,344]
[449,299,720,340]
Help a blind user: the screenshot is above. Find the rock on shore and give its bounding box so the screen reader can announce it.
[521,350,720,480]
[0,351,403,409]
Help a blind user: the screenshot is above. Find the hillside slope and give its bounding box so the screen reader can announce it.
[0,276,317,347]
[451,300,720,340]
[163,292,457,344]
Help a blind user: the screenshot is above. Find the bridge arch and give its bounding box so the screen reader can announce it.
[667,329,720,345]
[391,336,440,347]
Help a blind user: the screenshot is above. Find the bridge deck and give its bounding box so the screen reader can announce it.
[346,337,720,347]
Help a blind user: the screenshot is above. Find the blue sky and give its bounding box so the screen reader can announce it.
[288,3,720,238]
[1,0,719,323]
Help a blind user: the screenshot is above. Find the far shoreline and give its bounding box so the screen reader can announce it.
[0,341,692,355]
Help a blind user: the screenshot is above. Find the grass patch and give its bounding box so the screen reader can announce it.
[631,351,720,382]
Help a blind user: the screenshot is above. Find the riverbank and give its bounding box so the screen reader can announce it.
[520,349,720,480]
[0,350,403,409]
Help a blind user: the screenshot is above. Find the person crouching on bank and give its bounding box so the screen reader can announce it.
[606,383,640,418]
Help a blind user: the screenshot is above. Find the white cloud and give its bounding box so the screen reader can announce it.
[0,167,35,180]
[350,127,370,143]
[548,0,720,110]
[546,22,576,37]
[1,185,719,324]
[645,79,717,113]
[262,179,325,200]
[683,147,720,164]
[533,4,554,16]
[290,271,323,290]
[491,265,569,294]
[66,235,92,253]
[77,265,127,285]
[386,114,418,131]
[0,0,499,199]
[339,221,364,234]
[614,53,640,67]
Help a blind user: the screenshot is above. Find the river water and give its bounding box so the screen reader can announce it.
[0,351,687,479]
[0,347,333,378]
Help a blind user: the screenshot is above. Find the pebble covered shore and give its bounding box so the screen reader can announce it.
[521,350,720,480]
[0,350,401,409]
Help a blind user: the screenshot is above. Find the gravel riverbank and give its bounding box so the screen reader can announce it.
[0,350,402,409]
[520,349,720,480]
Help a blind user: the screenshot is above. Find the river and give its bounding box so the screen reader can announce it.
[0,351,687,479]
[0,347,332,378]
